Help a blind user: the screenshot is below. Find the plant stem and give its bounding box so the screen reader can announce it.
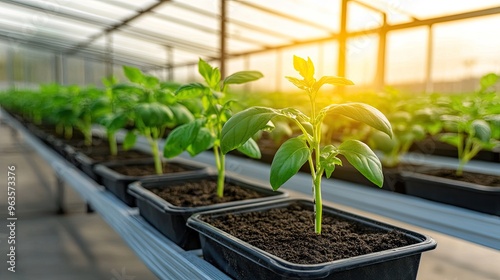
[83,115,92,146]
[314,170,323,234]
[149,138,163,175]
[457,134,472,176]
[64,125,73,139]
[56,123,63,136]
[310,88,323,234]
[108,132,117,156]
[213,144,225,197]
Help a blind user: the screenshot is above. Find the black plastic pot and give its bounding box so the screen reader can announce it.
[401,171,500,216]
[74,147,151,183]
[187,199,437,280]
[128,172,288,250]
[94,157,209,207]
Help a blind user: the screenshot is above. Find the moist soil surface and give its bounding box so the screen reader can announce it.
[150,179,264,207]
[110,162,190,176]
[204,203,416,265]
[423,169,500,187]
[81,147,151,162]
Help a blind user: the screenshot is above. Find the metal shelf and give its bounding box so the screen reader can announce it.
[3,107,499,280]
[0,108,231,280]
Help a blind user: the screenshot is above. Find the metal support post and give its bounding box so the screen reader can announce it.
[219,0,227,78]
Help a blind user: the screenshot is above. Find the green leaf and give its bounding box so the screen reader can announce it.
[369,130,396,154]
[198,58,220,89]
[102,76,117,87]
[123,131,137,150]
[338,140,383,187]
[270,137,310,190]
[221,107,281,154]
[313,76,354,91]
[319,145,342,178]
[480,73,499,90]
[323,162,336,178]
[123,66,144,84]
[285,76,309,90]
[439,133,460,147]
[174,83,206,99]
[236,138,261,159]
[169,104,195,125]
[186,127,214,156]
[198,58,213,83]
[472,120,491,142]
[321,103,392,138]
[293,55,314,81]
[224,71,263,85]
[135,103,174,128]
[163,119,203,158]
[143,75,159,88]
[105,112,128,133]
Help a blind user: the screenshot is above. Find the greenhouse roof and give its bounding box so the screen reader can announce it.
[1,0,500,73]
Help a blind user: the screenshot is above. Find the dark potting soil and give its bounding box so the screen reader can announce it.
[422,169,500,187]
[83,148,151,162]
[110,162,189,176]
[205,203,416,265]
[150,179,264,207]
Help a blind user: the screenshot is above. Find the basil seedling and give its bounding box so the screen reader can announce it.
[221,56,392,234]
[164,58,263,197]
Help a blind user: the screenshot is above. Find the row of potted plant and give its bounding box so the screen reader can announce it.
[1,55,438,279]
[238,72,500,215]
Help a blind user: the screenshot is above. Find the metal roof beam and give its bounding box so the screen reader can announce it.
[235,0,336,34]
[0,0,114,27]
[121,26,219,58]
[149,12,270,48]
[66,0,169,55]
[168,1,299,41]
[348,5,500,37]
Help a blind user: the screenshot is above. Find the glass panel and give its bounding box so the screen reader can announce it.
[228,2,331,40]
[346,35,378,87]
[153,4,219,30]
[347,2,383,32]
[129,17,219,48]
[249,0,340,32]
[386,27,428,87]
[432,14,500,92]
[227,24,291,48]
[392,0,500,20]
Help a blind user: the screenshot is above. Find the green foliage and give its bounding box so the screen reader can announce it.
[119,66,194,175]
[220,55,392,234]
[164,58,263,197]
[366,91,442,168]
[435,73,500,175]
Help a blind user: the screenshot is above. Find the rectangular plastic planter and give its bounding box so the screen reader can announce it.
[187,199,437,280]
[128,172,288,250]
[401,171,500,216]
[94,157,209,207]
[74,147,151,183]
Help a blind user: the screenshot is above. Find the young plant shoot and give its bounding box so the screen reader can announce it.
[438,73,500,176]
[220,56,392,234]
[164,58,263,197]
[120,66,194,175]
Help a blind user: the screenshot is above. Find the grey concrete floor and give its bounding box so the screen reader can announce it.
[0,121,499,280]
[0,123,157,280]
